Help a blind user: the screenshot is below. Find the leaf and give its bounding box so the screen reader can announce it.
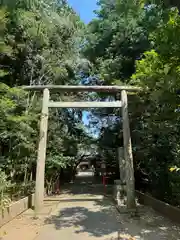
[169,167,176,172]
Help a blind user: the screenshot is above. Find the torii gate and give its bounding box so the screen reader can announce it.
[23,85,141,215]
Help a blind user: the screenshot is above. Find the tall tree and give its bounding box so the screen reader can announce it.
[83,0,180,206]
[0,0,89,201]
[83,0,165,84]
[147,0,180,10]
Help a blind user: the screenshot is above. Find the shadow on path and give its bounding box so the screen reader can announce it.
[44,196,180,240]
[45,198,120,238]
[43,173,180,239]
[60,172,112,196]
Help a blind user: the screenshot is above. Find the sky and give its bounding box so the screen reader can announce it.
[67,0,98,23]
[67,1,98,133]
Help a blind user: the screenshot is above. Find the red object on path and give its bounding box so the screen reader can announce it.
[103,175,105,185]
[55,179,60,194]
[102,175,106,195]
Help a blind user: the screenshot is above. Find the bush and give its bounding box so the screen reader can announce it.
[9,181,35,201]
[0,170,11,209]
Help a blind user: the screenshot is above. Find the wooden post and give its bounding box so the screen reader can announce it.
[34,88,49,216]
[121,90,136,209]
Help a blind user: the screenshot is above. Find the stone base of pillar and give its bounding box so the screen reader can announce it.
[114,180,138,214]
[113,180,126,206]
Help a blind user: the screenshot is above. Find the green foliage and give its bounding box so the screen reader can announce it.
[83,1,180,206]
[0,83,37,169]
[0,83,38,206]
[2,0,180,209]
[170,166,180,172]
[83,0,165,83]
[0,170,11,209]
[147,0,180,10]
[0,0,90,204]
[0,0,84,86]
[9,181,35,200]
[130,7,180,204]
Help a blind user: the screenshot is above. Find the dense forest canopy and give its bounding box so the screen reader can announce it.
[82,0,180,206]
[0,0,91,208]
[1,0,180,209]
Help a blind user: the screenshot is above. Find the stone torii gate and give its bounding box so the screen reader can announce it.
[23,85,141,215]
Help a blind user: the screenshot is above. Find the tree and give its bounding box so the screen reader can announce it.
[130,7,180,204]
[0,0,89,203]
[83,0,180,206]
[147,0,180,10]
[83,0,165,84]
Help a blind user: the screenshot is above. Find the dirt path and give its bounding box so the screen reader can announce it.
[34,194,180,240]
[1,174,180,240]
[2,193,180,240]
